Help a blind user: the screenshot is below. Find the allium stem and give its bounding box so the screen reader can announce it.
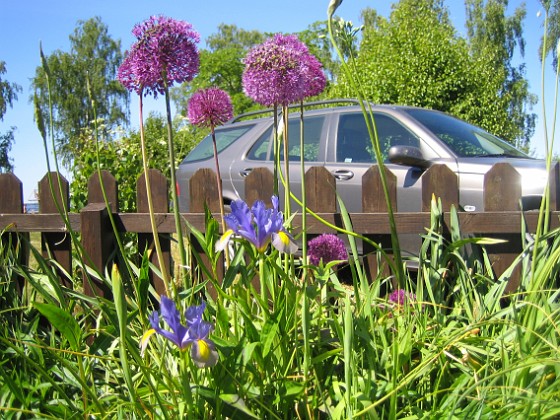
[163,83,188,285]
[211,128,230,265]
[299,101,307,274]
[273,105,280,196]
[282,106,291,220]
[139,94,172,295]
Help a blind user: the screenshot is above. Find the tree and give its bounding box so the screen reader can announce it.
[540,1,560,68]
[332,1,472,109]
[330,0,535,147]
[32,17,128,166]
[171,24,267,115]
[69,113,200,212]
[299,20,353,83]
[0,61,21,173]
[464,0,536,148]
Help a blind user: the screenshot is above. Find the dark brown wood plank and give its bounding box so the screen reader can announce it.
[38,172,72,288]
[137,169,170,296]
[362,165,397,280]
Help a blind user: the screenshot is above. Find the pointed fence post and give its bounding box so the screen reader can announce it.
[81,171,118,299]
[189,168,223,295]
[421,164,459,212]
[137,169,170,297]
[0,173,27,296]
[362,165,397,284]
[245,167,274,206]
[483,163,522,292]
[39,172,72,289]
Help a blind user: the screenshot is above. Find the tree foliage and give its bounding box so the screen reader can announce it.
[540,0,560,68]
[330,0,535,148]
[171,24,267,116]
[0,61,21,173]
[32,17,128,166]
[69,114,201,212]
[463,0,536,148]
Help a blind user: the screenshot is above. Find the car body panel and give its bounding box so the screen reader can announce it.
[177,102,547,222]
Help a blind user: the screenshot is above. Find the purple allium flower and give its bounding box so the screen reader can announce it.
[140,296,218,367]
[388,289,416,306]
[187,87,233,129]
[242,34,326,106]
[216,195,298,254]
[307,233,348,266]
[118,15,200,97]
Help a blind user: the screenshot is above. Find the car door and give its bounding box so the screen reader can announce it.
[228,114,328,208]
[324,110,427,214]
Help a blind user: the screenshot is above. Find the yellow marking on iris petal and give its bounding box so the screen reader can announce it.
[215,229,234,252]
[140,328,156,356]
[273,231,298,254]
[198,340,210,361]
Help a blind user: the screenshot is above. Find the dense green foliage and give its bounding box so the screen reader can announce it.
[171,24,267,116]
[31,17,129,166]
[69,114,202,212]
[331,0,536,148]
[0,61,21,173]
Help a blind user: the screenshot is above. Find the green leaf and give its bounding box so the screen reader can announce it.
[34,302,82,351]
[219,394,259,419]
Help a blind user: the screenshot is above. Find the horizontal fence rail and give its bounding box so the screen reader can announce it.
[1,162,559,298]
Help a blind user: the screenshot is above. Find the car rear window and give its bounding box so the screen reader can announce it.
[247,115,325,161]
[182,125,255,163]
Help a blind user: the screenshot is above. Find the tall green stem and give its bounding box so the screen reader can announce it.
[211,128,230,266]
[327,12,405,286]
[163,84,188,287]
[138,94,172,295]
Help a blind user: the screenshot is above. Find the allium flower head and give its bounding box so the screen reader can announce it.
[216,195,298,254]
[187,87,233,129]
[140,296,218,367]
[118,15,200,97]
[242,34,326,106]
[388,289,416,306]
[307,233,348,266]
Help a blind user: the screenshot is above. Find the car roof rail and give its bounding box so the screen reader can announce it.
[228,98,362,123]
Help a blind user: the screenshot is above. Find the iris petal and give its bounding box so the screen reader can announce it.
[191,339,219,368]
[140,328,157,356]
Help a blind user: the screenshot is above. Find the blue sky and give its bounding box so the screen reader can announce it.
[0,0,555,201]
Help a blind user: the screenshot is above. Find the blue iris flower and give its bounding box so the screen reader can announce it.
[216,195,298,254]
[141,296,219,368]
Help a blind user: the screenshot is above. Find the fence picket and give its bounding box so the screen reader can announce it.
[137,169,170,296]
[484,163,523,292]
[38,172,72,289]
[0,173,27,295]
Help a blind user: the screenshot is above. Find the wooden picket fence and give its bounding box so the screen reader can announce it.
[1,162,559,299]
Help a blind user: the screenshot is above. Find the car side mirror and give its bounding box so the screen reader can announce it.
[388,145,431,169]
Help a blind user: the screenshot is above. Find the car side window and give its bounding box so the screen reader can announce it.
[336,113,420,163]
[183,125,254,163]
[247,116,324,161]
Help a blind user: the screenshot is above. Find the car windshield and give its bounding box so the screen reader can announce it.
[182,125,255,163]
[404,108,529,158]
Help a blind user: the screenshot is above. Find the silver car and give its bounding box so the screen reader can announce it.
[177,100,547,216]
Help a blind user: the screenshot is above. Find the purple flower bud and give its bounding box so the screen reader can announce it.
[307,233,348,266]
[187,87,233,129]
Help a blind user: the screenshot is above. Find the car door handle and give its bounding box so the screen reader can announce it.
[333,169,354,180]
[240,168,253,177]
